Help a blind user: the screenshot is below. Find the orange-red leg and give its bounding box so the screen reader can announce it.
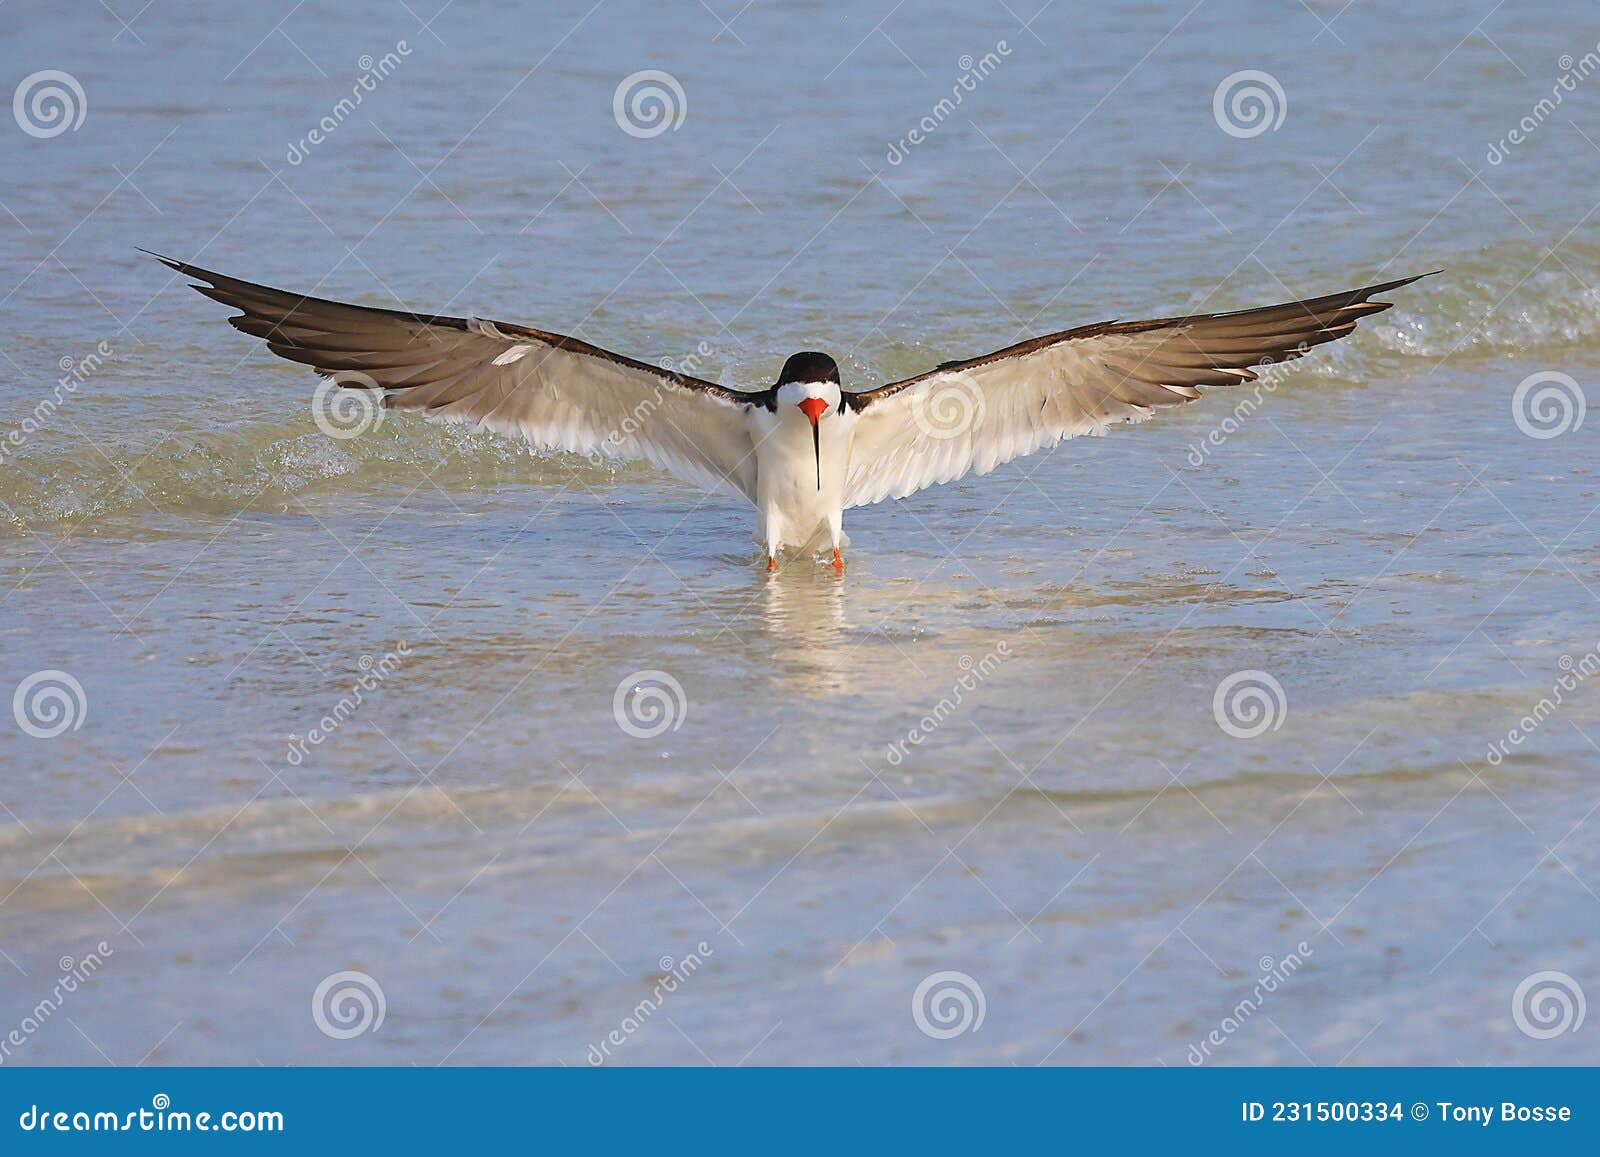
[831,548,844,573]
[767,556,778,573]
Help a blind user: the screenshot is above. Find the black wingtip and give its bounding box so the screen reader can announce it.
[1355,269,1438,310]
[140,248,197,280]
[141,250,235,299]
[1369,270,1438,294]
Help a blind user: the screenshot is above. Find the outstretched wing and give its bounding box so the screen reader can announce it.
[842,273,1432,508]
[155,255,764,498]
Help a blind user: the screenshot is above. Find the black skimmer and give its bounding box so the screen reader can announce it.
[153,255,1430,573]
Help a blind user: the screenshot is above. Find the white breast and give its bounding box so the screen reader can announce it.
[748,384,855,552]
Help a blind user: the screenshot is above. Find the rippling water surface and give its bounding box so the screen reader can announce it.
[2,0,1598,1064]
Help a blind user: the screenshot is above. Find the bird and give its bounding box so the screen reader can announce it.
[152,253,1430,573]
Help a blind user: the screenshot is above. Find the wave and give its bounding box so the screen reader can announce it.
[1283,238,1600,370]
[1,746,1564,915]
[0,415,649,534]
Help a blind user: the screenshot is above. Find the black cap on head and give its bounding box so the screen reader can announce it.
[776,351,840,385]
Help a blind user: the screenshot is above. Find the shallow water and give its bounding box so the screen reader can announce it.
[2,0,1598,1064]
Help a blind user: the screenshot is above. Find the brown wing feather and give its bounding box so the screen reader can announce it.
[152,253,752,405]
[841,272,1434,507]
[154,253,765,497]
[847,272,1435,412]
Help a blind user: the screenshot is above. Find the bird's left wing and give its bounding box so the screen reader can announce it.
[156,255,764,498]
[841,273,1430,508]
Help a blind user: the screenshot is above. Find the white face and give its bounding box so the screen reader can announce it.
[775,379,842,415]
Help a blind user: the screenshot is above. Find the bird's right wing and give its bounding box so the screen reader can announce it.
[157,255,765,498]
[841,273,1430,508]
